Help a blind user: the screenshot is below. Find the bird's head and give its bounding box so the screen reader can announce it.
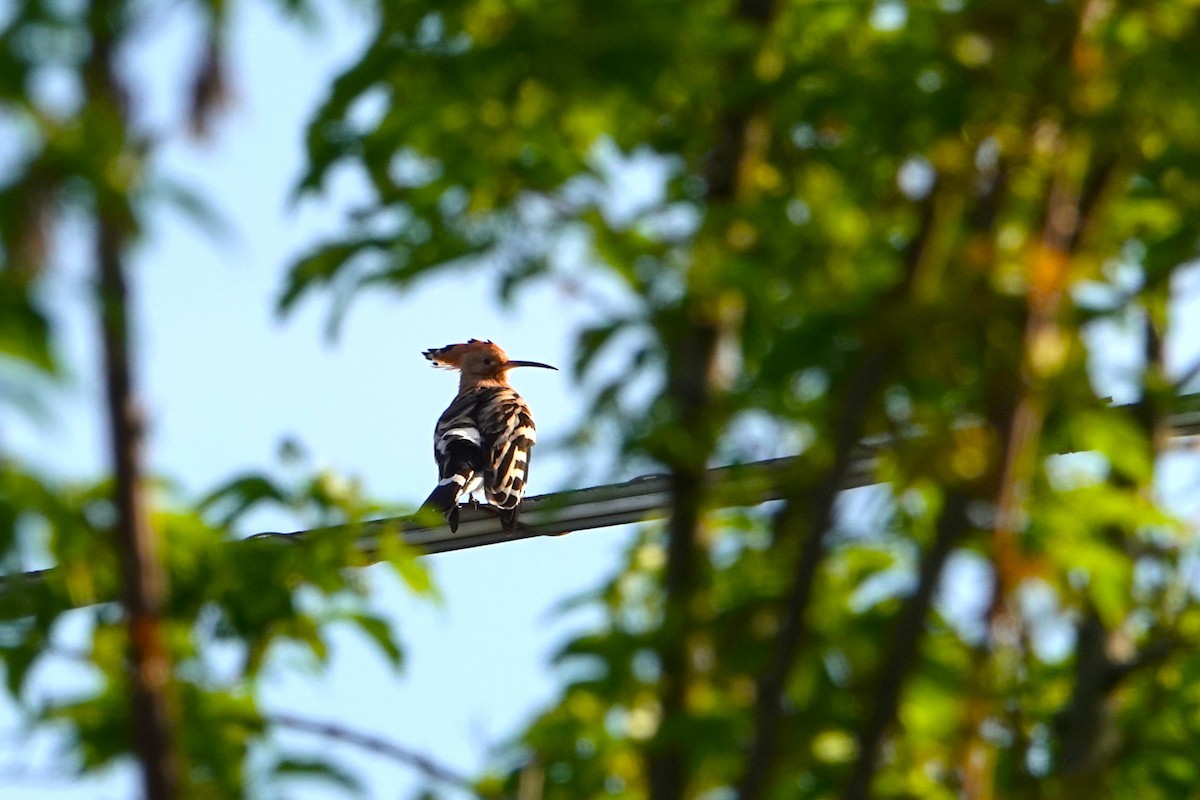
[423,339,557,388]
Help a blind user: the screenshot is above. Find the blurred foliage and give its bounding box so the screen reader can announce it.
[0,0,437,797]
[0,454,432,795]
[287,0,1200,798]
[4,0,1200,797]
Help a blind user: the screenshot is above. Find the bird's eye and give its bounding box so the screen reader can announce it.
[482,357,492,365]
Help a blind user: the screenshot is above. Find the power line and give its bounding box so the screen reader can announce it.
[267,451,880,557]
[0,454,876,619]
[2,398,1198,612]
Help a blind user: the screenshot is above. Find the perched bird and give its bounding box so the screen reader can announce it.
[420,339,556,533]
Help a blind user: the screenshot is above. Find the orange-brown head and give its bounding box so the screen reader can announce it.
[423,339,557,391]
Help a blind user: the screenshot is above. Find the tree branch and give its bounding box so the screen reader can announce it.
[1055,303,1172,787]
[87,11,180,799]
[647,3,779,798]
[842,491,973,800]
[735,346,891,800]
[648,319,723,800]
[267,713,502,798]
[96,204,180,800]
[734,164,943,800]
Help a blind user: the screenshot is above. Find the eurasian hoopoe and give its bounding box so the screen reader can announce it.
[419,339,556,533]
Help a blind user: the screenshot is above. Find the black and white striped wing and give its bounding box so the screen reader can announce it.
[424,389,489,511]
[479,389,537,510]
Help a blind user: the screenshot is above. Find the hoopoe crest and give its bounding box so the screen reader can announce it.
[420,339,556,532]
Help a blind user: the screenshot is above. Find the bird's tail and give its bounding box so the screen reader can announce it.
[419,480,467,533]
[421,480,462,514]
[420,440,484,532]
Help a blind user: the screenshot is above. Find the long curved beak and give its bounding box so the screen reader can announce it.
[504,360,558,370]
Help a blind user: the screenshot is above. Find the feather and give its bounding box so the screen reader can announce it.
[421,385,537,532]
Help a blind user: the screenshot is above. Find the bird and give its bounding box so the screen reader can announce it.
[419,339,556,533]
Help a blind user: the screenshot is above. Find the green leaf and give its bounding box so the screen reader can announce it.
[349,612,403,669]
[1068,409,1154,484]
[274,756,365,795]
[198,473,289,526]
[0,278,56,374]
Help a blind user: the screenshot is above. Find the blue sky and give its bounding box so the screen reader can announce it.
[2,1,635,796]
